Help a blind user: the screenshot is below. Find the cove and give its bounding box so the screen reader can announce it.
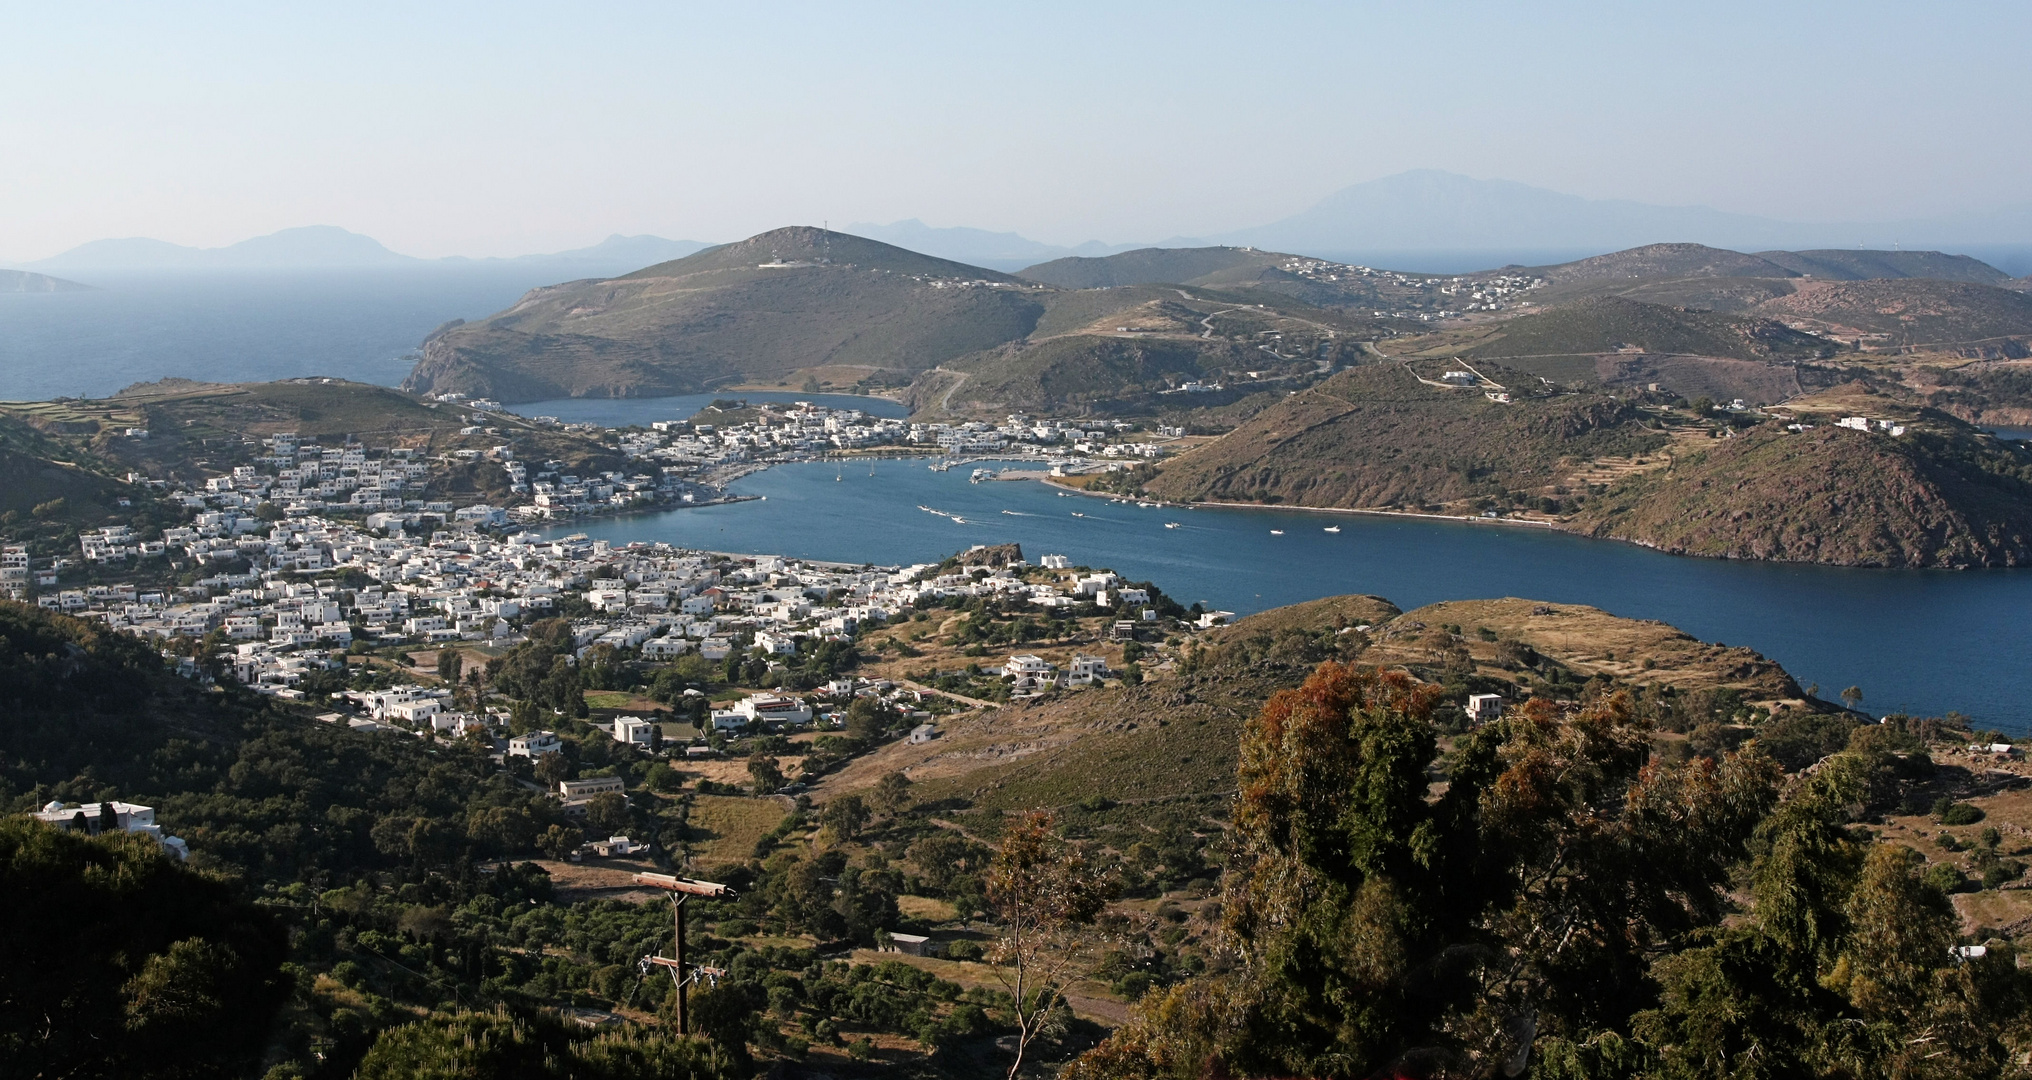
[550,459,2032,732]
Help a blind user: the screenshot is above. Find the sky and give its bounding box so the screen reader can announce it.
[3,1,2028,260]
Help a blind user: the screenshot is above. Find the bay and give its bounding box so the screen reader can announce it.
[553,459,2032,732]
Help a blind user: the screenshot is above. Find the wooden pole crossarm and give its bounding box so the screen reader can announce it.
[632,873,736,898]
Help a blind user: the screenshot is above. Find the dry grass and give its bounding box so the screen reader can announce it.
[896,895,959,923]
[1364,597,1808,708]
[685,794,790,867]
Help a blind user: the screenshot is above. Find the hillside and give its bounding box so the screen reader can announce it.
[1449,295,1829,363]
[817,588,1830,818]
[1570,422,2032,568]
[403,227,1051,402]
[1753,248,2011,284]
[1018,247,1272,289]
[1753,278,2032,346]
[0,269,91,292]
[1140,363,1669,509]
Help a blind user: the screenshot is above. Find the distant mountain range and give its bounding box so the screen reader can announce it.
[17,170,2032,278]
[1209,171,2032,267]
[12,226,713,277]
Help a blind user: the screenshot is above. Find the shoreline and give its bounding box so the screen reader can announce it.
[1035,476,1560,532]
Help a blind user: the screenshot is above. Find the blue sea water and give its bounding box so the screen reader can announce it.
[551,458,2032,732]
[0,267,566,400]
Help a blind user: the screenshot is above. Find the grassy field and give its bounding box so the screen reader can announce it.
[684,794,790,868]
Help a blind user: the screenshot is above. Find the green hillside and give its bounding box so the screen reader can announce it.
[1571,422,2032,567]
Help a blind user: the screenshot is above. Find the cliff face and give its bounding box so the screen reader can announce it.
[1569,425,2032,568]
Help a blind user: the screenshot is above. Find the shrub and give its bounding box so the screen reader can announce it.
[1935,799,1986,826]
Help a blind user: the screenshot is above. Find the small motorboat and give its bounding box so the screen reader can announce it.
[1270,529,1285,535]
[1323,525,1341,533]
[1164,522,1181,529]
[1071,512,1086,518]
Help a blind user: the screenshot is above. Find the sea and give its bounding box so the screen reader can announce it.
[3,270,2029,729]
[546,455,2032,732]
[0,267,566,400]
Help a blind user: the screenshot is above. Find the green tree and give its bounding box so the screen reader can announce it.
[1070,663,1779,1079]
[584,792,631,837]
[870,770,913,815]
[748,755,785,796]
[818,794,869,841]
[436,647,463,684]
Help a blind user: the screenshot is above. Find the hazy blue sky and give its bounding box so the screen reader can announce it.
[3,2,2026,259]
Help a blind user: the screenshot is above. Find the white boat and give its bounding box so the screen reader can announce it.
[1270,529,1285,535]
[1071,512,1086,518]
[970,468,994,482]
[1324,525,1341,533]
[1164,522,1181,529]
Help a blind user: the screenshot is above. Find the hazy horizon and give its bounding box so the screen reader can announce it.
[4,3,2029,263]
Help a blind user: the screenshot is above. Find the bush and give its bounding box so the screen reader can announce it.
[1983,860,2025,890]
[1924,862,1967,894]
[1935,799,1986,826]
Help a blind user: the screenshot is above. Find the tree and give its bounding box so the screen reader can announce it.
[986,811,1116,1080]
[538,823,584,860]
[818,794,869,841]
[584,792,631,837]
[437,647,463,684]
[1070,663,1780,1079]
[870,770,913,815]
[535,750,576,788]
[747,755,785,796]
[1841,684,1865,712]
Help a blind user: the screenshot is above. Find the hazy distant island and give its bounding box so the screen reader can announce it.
[0,268,91,292]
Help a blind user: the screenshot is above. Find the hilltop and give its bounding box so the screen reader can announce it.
[1140,362,1670,510]
[1569,421,2032,567]
[1445,295,1829,364]
[402,227,1385,412]
[403,227,1054,402]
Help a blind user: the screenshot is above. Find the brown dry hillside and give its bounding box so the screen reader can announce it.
[1570,423,2032,567]
[813,596,1400,812]
[812,591,1829,815]
[1752,279,2032,347]
[1142,363,1667,509]
[1363,598,1807,707]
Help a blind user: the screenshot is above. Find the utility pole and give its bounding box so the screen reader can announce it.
[633,873,734,1035]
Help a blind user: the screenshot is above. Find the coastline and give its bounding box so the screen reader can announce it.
[1036,476,1560,531]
